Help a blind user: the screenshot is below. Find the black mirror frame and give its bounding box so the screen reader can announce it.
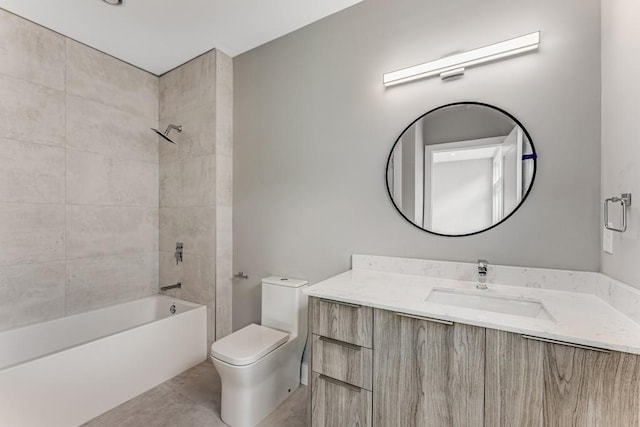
[385,101,538,237]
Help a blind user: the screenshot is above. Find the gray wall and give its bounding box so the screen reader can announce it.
[601,0,640,289]
[0,9,159,330]
[233,0,602,329]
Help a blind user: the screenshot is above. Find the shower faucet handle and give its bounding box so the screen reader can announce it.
[175,242,183,265]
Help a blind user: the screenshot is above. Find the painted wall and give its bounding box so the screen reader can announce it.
[0,9,159,330]
[233,0,601,328]
[601,0,640,289]
[159,50,234,345]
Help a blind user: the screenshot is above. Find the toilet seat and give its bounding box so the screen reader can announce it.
[211,323,289,366]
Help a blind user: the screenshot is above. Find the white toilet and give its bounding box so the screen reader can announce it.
[211,276,308,427]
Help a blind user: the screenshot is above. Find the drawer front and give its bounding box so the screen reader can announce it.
[312,334,373,391]
[312,372,372,427]
[311,297,373,348]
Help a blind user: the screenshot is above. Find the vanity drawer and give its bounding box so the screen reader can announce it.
[312,334,373,391]
[311,372,372,427]
[311,297,373,348]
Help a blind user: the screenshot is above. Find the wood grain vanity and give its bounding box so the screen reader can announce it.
[309,296,640,426]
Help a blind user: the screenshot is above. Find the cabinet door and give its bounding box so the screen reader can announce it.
[312,372,372,427]
[485,330,640,426]
[484,329,544,426]
[543,337,640,426]
[373,309,485,427]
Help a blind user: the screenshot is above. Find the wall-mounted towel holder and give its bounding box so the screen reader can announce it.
[604,193,632,232]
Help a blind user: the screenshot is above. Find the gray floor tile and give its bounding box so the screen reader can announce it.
[83,361,308,427]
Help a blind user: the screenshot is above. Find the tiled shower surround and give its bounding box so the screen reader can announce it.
[159,50,234,345]
[0,9,232,340]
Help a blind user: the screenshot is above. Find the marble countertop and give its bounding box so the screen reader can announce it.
[305,269,640,355]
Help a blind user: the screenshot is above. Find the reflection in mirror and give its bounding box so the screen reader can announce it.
[386,103,536,236]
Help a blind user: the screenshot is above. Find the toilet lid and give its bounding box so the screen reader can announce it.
[211,323,289,366]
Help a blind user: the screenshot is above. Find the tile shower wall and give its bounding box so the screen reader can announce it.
[159,50,233,345]
[0,9,159,330]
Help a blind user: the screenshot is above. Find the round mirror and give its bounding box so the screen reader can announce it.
[386,102,537,237]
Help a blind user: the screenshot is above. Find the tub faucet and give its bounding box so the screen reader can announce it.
[161,282,181,292]
[477,260,488,290]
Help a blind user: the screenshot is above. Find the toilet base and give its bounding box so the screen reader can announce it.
[211,341,302,427]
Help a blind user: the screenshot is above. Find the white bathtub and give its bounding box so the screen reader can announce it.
[0,295,207,427]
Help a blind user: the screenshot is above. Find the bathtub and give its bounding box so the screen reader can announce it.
[0,295,207,427]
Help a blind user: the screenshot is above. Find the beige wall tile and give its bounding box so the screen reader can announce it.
[216,155,232,207]
[160,155,216,207]
[65,259,118,315]
[0,13,233,326]
[0,203,65,267]
[66,40,158,120]
[160,51,216,117]
[67,205,158,259]
[215,206,233,339]
[159,207,215,256]
[215,50,233,158]
[66,95,159,164]
[181,253,215,305]
[67,149,158,207]
[159,105,216,162]
[158,49,233,341]
[0,262,65,330]
[0,12,169,323]
[0,74,65,146]
[214,50,233,339]
[0,138,65,203]
[159,159,181,207]
[0,10,66,91]
[182,155,216,206]
[118,252,158,302]
[207,306,216,349]
[66,252,158,314]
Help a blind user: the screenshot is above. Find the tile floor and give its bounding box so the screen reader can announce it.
[83,362,308,427]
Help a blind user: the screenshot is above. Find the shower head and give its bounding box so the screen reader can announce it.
[151,124,182,144]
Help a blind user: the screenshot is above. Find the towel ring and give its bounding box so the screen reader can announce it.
[604,193,632,233]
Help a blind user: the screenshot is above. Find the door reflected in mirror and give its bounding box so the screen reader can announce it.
[386,102,536,236]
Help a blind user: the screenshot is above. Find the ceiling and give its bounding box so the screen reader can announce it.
[0,0,363,75]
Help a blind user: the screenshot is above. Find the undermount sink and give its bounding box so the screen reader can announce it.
[426,288,554,321]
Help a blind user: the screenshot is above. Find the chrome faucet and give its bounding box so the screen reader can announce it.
[477,259,488,290]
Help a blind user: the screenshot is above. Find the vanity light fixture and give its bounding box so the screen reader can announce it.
[383,31,540,86]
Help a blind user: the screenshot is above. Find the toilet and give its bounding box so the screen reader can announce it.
[211,276,308,427]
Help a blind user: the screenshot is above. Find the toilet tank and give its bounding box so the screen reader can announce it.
[261,276,308,336]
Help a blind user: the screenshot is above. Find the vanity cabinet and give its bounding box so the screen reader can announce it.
[373,309,485,427]
[310,297,373,427]
[309,297,640,427]
[485,329,640,426]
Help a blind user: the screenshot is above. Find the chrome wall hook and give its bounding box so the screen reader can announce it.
[604,193,632,233]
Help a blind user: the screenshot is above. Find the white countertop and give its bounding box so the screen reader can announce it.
[305,268,640,355]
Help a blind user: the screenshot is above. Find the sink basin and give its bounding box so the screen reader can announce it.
[426,288,554,321]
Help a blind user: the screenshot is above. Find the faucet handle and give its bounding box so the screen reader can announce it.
[477,259,489,290]
[477,259,488,276]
